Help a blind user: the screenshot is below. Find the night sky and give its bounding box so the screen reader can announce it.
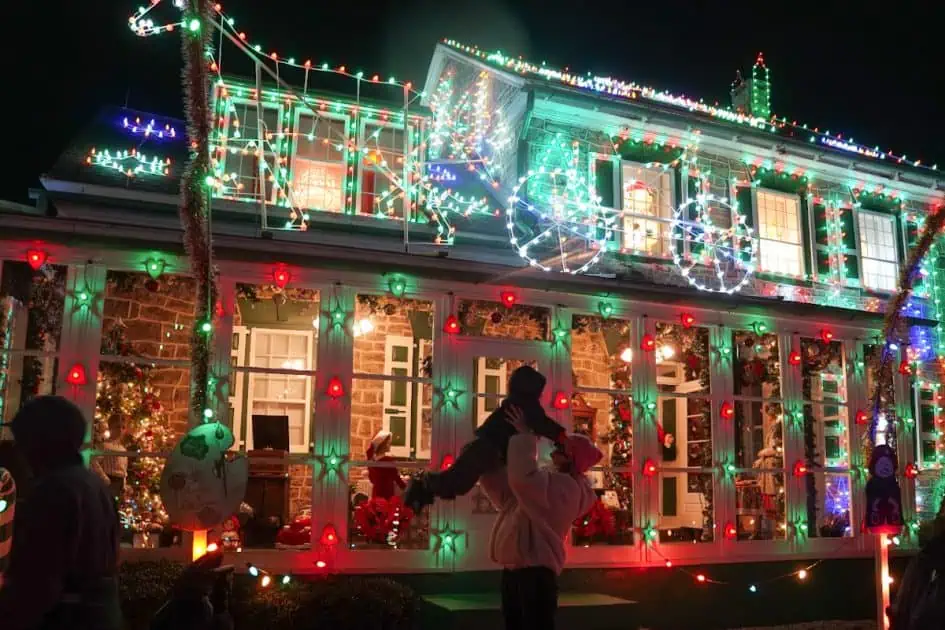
[7,0,943,203]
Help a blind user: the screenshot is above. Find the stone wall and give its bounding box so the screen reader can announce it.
[571,322,621,467]
[102,272,195,439]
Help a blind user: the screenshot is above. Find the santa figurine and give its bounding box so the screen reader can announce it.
[366,430,406,500]
[865,444,903,535]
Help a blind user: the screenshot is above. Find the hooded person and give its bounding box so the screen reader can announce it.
[478,407,602,630]
[404,365,565,512]
[890,523,945,629]
[365,430,406,500]
[0,396,122,630]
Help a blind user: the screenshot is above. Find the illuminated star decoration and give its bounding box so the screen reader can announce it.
[431,525,464,553]
[314,449,349,480]
[437,383,464,409]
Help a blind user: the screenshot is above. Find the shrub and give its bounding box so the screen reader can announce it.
[119,561,419,630]
[119,560,186,630]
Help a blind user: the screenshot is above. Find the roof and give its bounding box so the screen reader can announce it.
[46,105,187,197]
[439,40,940,177]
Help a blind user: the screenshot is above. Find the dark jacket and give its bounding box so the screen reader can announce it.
[475,366,565,457]
[891,532,945,630]
[0,396,122,630]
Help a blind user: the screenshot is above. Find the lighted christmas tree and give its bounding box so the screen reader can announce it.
[93,323,172,538]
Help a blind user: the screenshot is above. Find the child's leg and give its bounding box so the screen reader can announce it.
[519,567,558,630]
[500,569,524,630]
[424,437,501,500]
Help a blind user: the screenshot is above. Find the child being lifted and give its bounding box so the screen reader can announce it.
[404,365,567,512]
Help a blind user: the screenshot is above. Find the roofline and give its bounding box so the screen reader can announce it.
[421,42,527,108]
[529,85,945,200]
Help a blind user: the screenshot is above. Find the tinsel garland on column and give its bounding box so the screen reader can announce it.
[870,207,945,521]
[179,0,217,422]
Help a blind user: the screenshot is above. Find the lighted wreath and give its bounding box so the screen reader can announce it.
[573,498,617,540]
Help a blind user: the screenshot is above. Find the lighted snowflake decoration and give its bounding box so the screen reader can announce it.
[505,157,615,274]
[671,193,755,294]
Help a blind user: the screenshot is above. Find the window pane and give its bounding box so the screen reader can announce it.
[862,258,898,292]
[866,344,896,448]
[757,190,803,276]
[571,315,632,389]
[760,240,803,276]
[808,473,853,538]
[1,260,67,352]
[291,160,345,212]
[736,471,786,540]
[858,213,897,262]
[571,393,634,546]
[473,356,538,427]
[458,299,550,341]
[801,338,846,404]
[659,473,713,543]
[294,115,345,162]
[233,284,319,454]
[351,295,434,462]
[620,164,672,256]
[803,404,851,468]
[655,322,710,395]
[349,464,430,550]
[360,124,406,217]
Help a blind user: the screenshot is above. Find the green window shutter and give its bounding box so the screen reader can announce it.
[595,159,615,208]
[839,207,857,250]
[662,477,678,517]
[839,206,860,285]
[799,196,813,278]
[735,186,754,230]
[816,250,831,277]
[812,202,829,248]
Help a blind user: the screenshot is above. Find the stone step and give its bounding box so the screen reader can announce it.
[421,592,639,630]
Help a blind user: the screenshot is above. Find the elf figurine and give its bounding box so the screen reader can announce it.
[865,444,903,535]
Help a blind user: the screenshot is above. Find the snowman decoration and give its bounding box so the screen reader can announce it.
[865,444,903,535]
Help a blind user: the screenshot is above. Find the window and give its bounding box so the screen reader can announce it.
[244,329,315,453]
[383,336,432,458]
[475,357,508,426]
[857,211,898,292]
[291,114,346,212]
[359,123,406,217]
[755,189,803,276]
[218,100,281,203]
[620,163,673,256]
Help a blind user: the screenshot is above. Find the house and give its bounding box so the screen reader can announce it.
[1,38,942,592]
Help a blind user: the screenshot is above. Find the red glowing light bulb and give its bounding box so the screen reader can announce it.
[26,248,47,270]
[820,328,834,344]
[315,560,327,569]
[789,350,802,366]
[272,267,291,289]
[643,459,657,477]
[696,574,706,583]
[793,461,808,477]
[500,291,517,308]
[720,401,735,420]
[553,391,570,410]
[641,334,656,352]
[443,314,460,334]
[65,363,87,386]
[320,524,338,546]
[905,463,919,479]
[898,360,912,376]
[440,454,455,471]
[327,377,344,398]
[680,312,695,328]
[855,410,870,425]
[725,522,737,539]
[664,560,673,568]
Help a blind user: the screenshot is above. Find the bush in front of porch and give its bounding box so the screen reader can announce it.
[119,560,419,630]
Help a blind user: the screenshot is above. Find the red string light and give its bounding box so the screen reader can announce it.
[65,364,87,386]
[820,328,834,343]
[788,350,802,366]
[272,266,291,289]
[553,391,570,410]
[680,312,695,328]
[855,410,870,425]
[642,459,657,477]
[327,377,344,398]
[443,314,460,334]
[720,401,735,421]
[500,291,517,308]
[641,334,656,352]
[26,248,48,270]
[320,524,338,546]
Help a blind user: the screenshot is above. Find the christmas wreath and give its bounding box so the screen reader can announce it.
[353,496,414,544]
[572,498,616,540]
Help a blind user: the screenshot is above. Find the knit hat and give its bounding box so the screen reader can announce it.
[366,430,393,460]
[565,433,603,475]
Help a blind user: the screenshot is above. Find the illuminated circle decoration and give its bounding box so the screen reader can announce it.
[505,160,614,274]
[671,193,755,294]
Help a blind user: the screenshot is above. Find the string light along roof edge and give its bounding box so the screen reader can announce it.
[440,39,943,179]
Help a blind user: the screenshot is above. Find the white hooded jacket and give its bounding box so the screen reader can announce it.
[479,434,597,575]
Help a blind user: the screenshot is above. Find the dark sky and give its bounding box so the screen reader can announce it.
[6,0,943,203]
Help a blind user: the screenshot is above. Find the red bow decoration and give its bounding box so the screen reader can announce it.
[353,496,414,544]
[572,499,616,540]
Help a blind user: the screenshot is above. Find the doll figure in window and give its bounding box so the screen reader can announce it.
[753,436,781,518]
[366,430,406,500]
[658,424,677,461]
[865,444,903,535]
